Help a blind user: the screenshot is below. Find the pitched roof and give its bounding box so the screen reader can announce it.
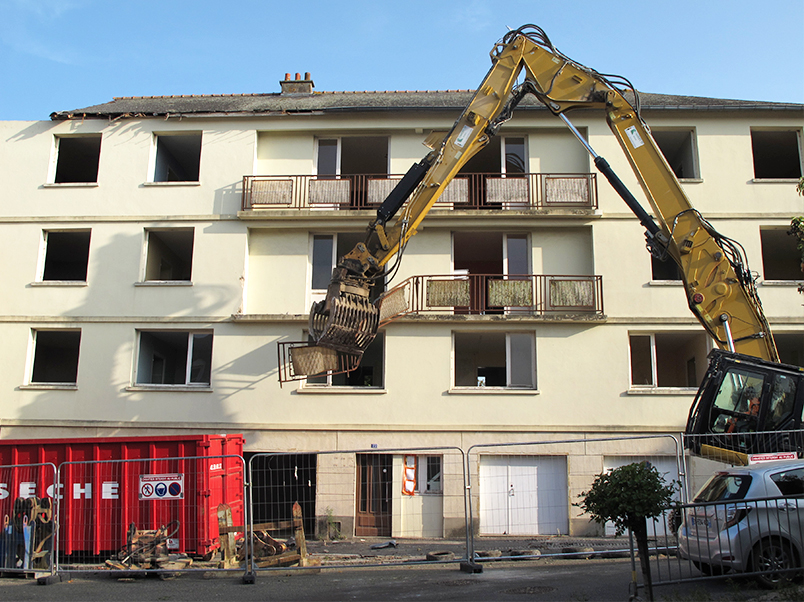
[50,90,803,121]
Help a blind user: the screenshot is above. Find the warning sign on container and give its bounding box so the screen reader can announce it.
[139,473,184,500]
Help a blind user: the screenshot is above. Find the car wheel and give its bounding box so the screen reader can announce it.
[751,538,800,589]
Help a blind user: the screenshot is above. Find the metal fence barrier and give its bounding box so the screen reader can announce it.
[0,462,57,576]
[55,454,246,576]
[8,429,803,591]
[246,447,468,573]
[465,434,685,565]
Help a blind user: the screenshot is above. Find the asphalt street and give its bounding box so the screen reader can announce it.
[0,557,794,602]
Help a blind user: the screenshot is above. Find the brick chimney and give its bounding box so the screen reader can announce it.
[280,72,314,94]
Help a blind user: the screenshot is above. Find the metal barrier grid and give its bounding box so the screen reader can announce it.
[644,430,804,591]
[466,434,685,564]
[55,454,247,575]
[247,447,468,572]
[0,462,57,576]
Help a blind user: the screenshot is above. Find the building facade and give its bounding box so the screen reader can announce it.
[1,74,802,537]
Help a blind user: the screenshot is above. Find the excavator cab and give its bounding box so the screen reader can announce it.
[686,349,804,463]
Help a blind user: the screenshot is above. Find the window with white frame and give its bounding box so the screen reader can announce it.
[39,230,91,282]
[453,331,535,389]
[311,233,384,304]
[403,455,443,495]
[30,329,81,385]
[136,331,212,386]
[143,228,194,282]
[629,332,708,388]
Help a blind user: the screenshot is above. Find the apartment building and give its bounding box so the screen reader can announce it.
[0,72,802,537]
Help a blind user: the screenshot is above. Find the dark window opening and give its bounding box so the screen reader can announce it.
[42,230,91,281]
[136,331,212,385]
[454,332,535,388]
[311,233,384,301]
[651,255,683,281]
[54,136,101,184]
[31,330,81,384]
[760,228,801,280]
[145,229,194,281]
[652,130,698,179]
[306,332,385,387]
[751,130,802,179]
[154,133,202,182]
[629,332,707,387]
[775,334,804,367]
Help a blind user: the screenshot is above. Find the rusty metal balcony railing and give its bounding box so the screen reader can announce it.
[242,172,598,211]
[377,273,604,324]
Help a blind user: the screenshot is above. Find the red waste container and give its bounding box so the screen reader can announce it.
[0,434,244,557]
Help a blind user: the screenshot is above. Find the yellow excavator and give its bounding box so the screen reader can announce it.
[303,25,803,463]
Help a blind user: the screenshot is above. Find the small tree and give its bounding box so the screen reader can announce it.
[578,462,677,601]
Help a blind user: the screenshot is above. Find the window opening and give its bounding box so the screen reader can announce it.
[53,135,102,183]
[651,255,682,281]
[136,331,212,386]
[760,228,801,280]
[775,334,804,367]
[305,332,384,387]
[709,367,765,434]
[31,330,81,384]
[311,233,383,302]
[751,130,802,179]
[41,230,91,281]
[766,373,798,431]
[503,137,527,175]
[316,137,388,207]
[407,455,442,495]
[153,133,202,182]
[629,332,707,387]
[145,229,194,281]
[454,332,535,389]
[652,129,699,179]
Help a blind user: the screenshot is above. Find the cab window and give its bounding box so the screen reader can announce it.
[765,373,798,431]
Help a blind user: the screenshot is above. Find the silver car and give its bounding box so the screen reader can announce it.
[677,459,804,588]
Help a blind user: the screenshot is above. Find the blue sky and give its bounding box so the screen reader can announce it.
[1,0,802,121]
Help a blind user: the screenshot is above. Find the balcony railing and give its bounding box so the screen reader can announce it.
[242,172,598,211]
[377,273,604,323]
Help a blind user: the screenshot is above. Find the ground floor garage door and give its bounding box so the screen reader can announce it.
[478,455,568,535]
[603,455,680,538]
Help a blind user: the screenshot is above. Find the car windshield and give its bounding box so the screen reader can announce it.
[694,474,752,502]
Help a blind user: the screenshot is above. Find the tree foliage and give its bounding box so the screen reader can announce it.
[577,461,676,536]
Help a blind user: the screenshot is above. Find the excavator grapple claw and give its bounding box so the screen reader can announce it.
[309,292,379,355]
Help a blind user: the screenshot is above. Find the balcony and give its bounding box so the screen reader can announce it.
[378,273,604,323]
[241,173,598,211]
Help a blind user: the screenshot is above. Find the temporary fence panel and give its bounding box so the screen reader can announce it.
[57,453,245,565]
[0,434,245,564]
[467,435,684,562]
[247,447,467,571]
[0,462,57,574]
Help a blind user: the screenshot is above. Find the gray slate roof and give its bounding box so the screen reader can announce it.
[50,90,803,121]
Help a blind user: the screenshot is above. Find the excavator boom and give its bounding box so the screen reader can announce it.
[309,24,778,366]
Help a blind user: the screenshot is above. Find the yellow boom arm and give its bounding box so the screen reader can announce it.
[311,25,778,363]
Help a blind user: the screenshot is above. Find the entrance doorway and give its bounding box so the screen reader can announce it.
[355,454,392,536]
